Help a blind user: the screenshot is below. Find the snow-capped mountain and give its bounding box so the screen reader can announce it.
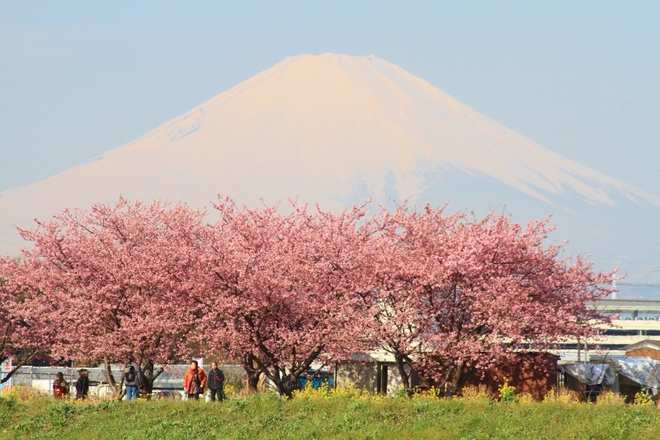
[1,53,658,287]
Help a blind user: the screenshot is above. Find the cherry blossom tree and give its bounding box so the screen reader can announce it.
[0,194,615,400]
[0,257,59,383]
[5,198,207,395]
[360,204,615,396]
[197,198,371,398]
[348,203,460,396]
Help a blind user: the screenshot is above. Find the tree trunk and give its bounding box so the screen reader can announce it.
[281,372,300,399]
[140,360,164,400]
[0,349,39,384]
[242,353,262,393]
[438,361,474,398]
[248,345,323,399]
[438,360,465,397]
[269,368,298,400]
[394,354,413,397]
[247,369,261,393]
[103,356,120,398]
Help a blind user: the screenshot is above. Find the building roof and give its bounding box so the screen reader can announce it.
[589,299,660,313]
[621,340,660,353]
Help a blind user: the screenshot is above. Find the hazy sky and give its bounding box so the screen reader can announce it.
[1,1,659,198]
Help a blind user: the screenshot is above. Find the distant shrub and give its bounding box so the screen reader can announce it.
[460,384,494,403]
[224,384,237,400]
[544,387,581,404]
[498,378,518,403]
[634,391,653,406]
[597,391,626,405]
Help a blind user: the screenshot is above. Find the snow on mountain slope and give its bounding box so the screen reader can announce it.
[1,53,658,286]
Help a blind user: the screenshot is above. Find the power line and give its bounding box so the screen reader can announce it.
[0,215,33,226]
[626,265,660,274]
[0,244,24,255]
[0,236,23,244]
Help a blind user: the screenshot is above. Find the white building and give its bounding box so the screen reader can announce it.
[553,299,660,363]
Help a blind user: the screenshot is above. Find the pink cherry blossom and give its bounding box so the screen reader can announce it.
[358,203,614,395]
[1,198,207,393]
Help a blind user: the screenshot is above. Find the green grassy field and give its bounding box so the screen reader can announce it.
[2,388,660,440]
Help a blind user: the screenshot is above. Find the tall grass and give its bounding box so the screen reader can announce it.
[1,385,659,439]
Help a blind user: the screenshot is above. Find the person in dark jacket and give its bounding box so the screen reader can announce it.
[75,369,90,400]
[207,362,225,402]
[122,356,144,402]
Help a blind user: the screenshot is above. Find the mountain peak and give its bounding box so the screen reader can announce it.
[113,52,659,209]
[1,54,659,277]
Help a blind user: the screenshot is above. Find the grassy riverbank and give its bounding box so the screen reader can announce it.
[1,387,660,439]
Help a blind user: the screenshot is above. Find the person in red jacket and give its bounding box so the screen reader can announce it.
[183,360,207,400]
[53,372,69,399]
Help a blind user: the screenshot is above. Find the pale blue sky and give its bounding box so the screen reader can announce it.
[1,1,659,196]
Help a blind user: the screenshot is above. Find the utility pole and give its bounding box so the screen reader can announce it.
[577,336,581,362]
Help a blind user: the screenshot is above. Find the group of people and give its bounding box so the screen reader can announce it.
[51,358,225,401]
[52,369,90,400]
[121,357,226,402]
[182,360,226,402]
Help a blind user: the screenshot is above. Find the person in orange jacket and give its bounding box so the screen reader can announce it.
[183,360,207,400]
